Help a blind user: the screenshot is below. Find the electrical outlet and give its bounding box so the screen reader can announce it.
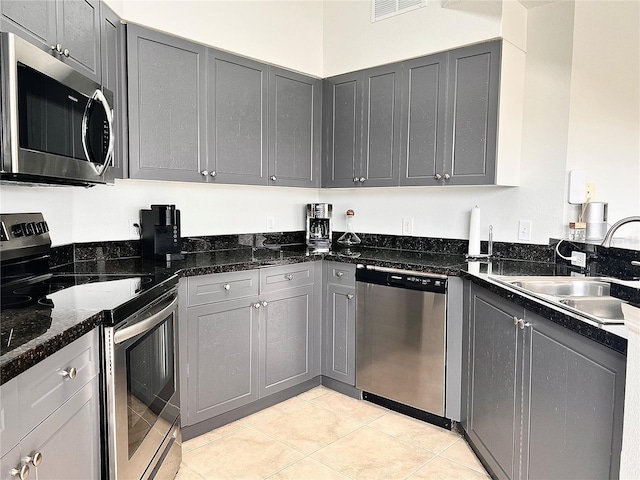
[402,217,413,235]
[129,219,140,238]
[518,220,532,241]
[586,183,596,201]
[571,251,587,268]
[266,217,275,232]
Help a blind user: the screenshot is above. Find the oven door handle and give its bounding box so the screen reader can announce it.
[114,294,178,345]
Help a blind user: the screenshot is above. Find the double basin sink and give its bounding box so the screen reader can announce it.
[495,276,628,325]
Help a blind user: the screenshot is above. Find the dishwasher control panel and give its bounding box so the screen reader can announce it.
[356,266,447,294]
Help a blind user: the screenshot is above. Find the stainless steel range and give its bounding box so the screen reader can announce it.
[0,213,181,479]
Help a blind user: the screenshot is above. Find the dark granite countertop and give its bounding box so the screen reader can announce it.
[2,244,634,384]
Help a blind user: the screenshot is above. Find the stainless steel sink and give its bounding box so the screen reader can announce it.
[558,297,625,322]
[508,278,610,297]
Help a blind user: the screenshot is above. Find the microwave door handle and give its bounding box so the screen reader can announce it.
[81,88,115,176]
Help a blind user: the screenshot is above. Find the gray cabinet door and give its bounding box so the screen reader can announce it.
[399,53,448,186]
[522,311,626,480]
[0,0,56,57]
[20,377,101,480]
[127,25,207,182]
[467,286,523,480]
[207,50,268,185]
[100,2,126,178]
[268,67,321,188]
[323,283,356,385]
[361,64,401,187]
[445,41,500,185]
[259,285,315,397]
[185,297,259,425]
[56,0,101,82]
[322,73,363,187]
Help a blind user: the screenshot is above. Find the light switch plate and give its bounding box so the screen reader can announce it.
[402,217,413,235]
[518,220,532,241]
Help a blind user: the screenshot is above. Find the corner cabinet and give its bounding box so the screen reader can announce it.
[0,0,101,82]
[179,263,321,428]
[322,262,357,385]
[127,25,207,182]
[463,284,626,480]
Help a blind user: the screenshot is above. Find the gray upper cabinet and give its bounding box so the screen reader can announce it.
[323,65,401,188]
[268,67,321,188]
[0,0,101,82]
[444,41,500,185]
[207,50,268,185]
[464,284,626,480]
[100,2,126,178]
[322,73,362,187]
[399,53,448,186]
[127,25,207,182]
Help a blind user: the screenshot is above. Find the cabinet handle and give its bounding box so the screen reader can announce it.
[270,175,277,181]
[63,48,70,57]
[10,464,29,480]
[434,173,442,180]
[632,261,640,267]
[518,319,531,330]
[347,294,354,300]
[201,170,209,177]
[359,177,366,183]
[223,283,231,291]
[60,367,77,379]
[444,173,451,180]
[285,274,293,281]
[24,452,42,468]
[261,301,268,307]
[336,271,344,277]
[253,303,261,309]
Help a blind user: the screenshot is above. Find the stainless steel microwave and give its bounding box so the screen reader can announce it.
[0,32,115,186]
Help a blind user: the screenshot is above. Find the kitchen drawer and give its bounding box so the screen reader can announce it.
[260,263,315,292]
[187,270,260,307]
[0,377,21,457]
[325,262,356,287]
[17,329,99,438]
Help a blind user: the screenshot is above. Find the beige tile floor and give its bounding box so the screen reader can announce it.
[178,386,490,480]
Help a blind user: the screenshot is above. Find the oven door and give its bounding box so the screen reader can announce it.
[105,289,180,480]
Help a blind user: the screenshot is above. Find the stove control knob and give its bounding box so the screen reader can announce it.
[11,223,25,237]
[25,223,35,236]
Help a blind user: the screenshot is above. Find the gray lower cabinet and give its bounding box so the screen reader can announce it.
[464,284,626,480]
[207,50,269,185]
[181,263,320,427]
[0,330,101,480]
[322,262,356,385]
[127,25,207,182]
[268,67,322,187]
[323,64,401,188]
[0,0,101,82]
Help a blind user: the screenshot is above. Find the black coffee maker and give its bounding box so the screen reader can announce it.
[141,205,184,260]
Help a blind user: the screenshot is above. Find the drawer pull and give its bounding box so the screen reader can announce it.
[223,283,231,291]
[60,367,77,379]
[24,452,42,468]
[253,303,261,309]
[336,271,344,277]
[261,301,268,307]
[347,294,354,300]
[285,274,293,281]
[10,464,29,480]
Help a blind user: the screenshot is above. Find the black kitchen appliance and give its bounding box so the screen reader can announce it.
[141,205,184,261]
[306,203,332,252]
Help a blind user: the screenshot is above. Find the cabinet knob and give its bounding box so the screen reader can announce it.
[518,319,531,330]
[61,367,77,379]
[347,294,354,300]
[63,48,70,57]
[434,173,442,180]
[444,173,451,180]
[223,284,231,291]
[253,303,261,309]
[285,274,293,281]
[261,301,268,307]
[10,464,29,480]
[359,177,366,183]
[270,175,277,181]
[24,452,42,468]
[353,177,359,183]
[336,271,344,277]
[210,171,216,177]
[55,43,63,54]
[513,316,519,326]
[201,170,209,177]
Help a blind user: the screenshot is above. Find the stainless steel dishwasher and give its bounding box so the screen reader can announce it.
[356,265,447,422]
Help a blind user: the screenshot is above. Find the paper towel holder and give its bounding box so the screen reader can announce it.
[466,224,494,261]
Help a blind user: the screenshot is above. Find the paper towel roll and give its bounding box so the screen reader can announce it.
[468,206,481,256]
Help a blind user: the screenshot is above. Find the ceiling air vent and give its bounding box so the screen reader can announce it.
[372,0,426,22]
